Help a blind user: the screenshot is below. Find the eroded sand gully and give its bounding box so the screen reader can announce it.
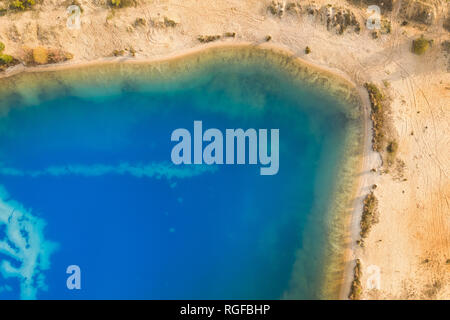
[0,0,449,299]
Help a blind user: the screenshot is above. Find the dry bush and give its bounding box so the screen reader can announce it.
[32,46,48,65]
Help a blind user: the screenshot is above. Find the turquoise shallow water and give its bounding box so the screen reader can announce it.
[0,52,358,299]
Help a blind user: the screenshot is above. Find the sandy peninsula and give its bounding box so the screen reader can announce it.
[0,0,448,299]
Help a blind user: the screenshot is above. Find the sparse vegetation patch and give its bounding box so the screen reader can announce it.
[444,15,450,32]
[21,46,73,66]
[134,18,146,27]
[109,0,137,9]
[360,191,379,240]
[197,35,221,43]
[9,0,36,11]
[365,83,386,152]
[267,1,285,17]
[223,32,236,38]
[348,259,362,300]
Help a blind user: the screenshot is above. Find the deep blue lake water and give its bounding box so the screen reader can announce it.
[0,58,351,299]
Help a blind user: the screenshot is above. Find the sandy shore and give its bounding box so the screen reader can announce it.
[0,0,449,299]
[339,85,382,299]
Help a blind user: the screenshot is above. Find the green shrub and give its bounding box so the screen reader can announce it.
[366,83,383,102]
[109,0,136,8]
[223,32,236,38]
[0,54,14,65]
[112,49,125,56]
[10,0,24,10]
[386,140,399,165]
[0,42,16,67]
[413,36,431,55]
[381,19,391,34]
[9,0,36,10]
[386,140,398,154]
